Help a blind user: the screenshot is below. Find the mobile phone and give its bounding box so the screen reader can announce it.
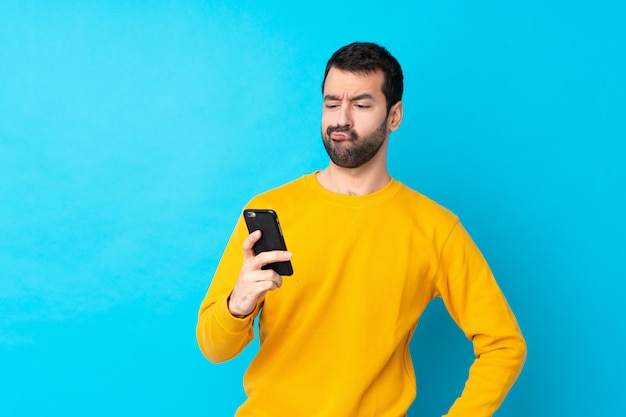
[243,209,293,276]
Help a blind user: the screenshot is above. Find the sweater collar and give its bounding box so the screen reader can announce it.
[303,171,402,208]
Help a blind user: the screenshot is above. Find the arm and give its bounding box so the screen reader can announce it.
[436,221,527,416]
[196,220,291,363]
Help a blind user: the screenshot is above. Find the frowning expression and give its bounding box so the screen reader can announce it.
[321,68,394,168]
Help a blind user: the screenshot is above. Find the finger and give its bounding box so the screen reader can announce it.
[242,230,262,261]
[255,271,283,291]
[272,274,283,289]
[252,250,292,270]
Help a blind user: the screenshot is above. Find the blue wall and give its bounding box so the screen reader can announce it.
[1,1,624,415]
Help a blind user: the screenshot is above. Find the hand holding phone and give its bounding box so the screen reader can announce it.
[243,209,293,276]
[228,209,293,318]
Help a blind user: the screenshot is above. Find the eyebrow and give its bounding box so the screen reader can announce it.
[323,93,375,101]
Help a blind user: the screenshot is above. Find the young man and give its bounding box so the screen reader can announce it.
[197,42,526,417]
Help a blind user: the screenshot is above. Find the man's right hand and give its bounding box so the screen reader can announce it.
[227,230,292,318]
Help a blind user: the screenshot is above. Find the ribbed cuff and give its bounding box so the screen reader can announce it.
[214,296,253,334]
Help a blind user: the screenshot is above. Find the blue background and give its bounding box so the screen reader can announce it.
[1,1,624,415]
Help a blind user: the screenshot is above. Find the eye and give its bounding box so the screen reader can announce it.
[355,103,371,109]
[324,103,340,109]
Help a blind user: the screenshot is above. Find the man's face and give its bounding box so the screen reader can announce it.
[321,68,391,169]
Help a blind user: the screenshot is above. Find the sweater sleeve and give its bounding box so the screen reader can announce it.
[435,220,527,417]
[196,216,260,363]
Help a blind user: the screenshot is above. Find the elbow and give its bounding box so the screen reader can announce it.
[196,335,222,364]
[515,333,528,369]
[492,332,527,375]
[199,346,232,365]
[196,311,251,364]
[475,330,528,374]
[196,321,237,364]
[506,326,527,365]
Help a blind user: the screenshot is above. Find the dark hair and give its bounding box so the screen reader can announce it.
[322,42,404,113]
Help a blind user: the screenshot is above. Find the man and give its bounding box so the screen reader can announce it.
[197,42,526,417]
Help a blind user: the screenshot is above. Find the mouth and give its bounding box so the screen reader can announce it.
[327,126,355,142]
[330,131,351,141]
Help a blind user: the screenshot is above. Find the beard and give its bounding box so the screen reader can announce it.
[321,118,389,169]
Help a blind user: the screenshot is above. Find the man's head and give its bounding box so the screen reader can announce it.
[322,42,403,113]
[321,42,404,169]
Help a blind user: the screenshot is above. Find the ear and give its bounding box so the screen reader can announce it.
[387,101,403,132]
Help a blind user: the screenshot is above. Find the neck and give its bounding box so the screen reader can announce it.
[316,160,390,196]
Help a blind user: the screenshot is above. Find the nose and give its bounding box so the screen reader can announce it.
[336,104,353,129]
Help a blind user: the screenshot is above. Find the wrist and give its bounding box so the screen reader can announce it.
[227,293,252,319]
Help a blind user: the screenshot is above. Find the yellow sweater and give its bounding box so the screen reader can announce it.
[197,173,526,417]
